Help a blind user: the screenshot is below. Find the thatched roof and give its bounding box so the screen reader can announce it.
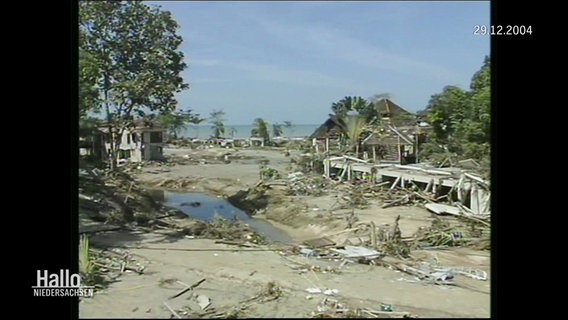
[373,98,416,126]
[309,115,344,139]
[374,98,412,117]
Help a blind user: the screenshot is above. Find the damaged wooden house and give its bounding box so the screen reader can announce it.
[310,98,428,164]
[79,120,167,164]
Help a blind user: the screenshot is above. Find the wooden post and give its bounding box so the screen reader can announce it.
[397,136,402,164]
[325,138,329,153]
[470,182,479,215]
[372,146,376,162]
[347,164,352,181]
[425,179,433,193]
[415,127,419,163]
[370,221,377,249]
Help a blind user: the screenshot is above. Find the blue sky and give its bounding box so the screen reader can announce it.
[146,1,490,125]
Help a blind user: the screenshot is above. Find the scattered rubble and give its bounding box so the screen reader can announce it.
[83,246,150,291]
[176,215,268,245]
[287,172,330,196]
[80,147,490,318]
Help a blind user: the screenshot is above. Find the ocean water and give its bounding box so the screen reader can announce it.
[180,124,319,139]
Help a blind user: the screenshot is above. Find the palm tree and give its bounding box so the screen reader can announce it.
[189,116,205,139]
[337,111,367,158]
[331,96,375,122]
[251,118,270,144]
[272,123,284,137]
[209,110,226,139]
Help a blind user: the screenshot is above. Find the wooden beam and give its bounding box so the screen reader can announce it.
[390,176,401,190]
[372,146,376,162]
[464,172,488,185]
[425,179,433,192]
[370,221,377,249]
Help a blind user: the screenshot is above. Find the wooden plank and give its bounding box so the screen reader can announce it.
[303,236,336,248]
[464,172,488,185]
[373,169,457,187]
[331,245,381,259]
[370,221,377,249]
[168,278,207,300]
[470,182,479,214]
[425,179,433,192]
[395,165,454,176]
[390,176,401,190]
[163,302,181,319]
[382,195,409,208]
[363,309,411,317]
[343,155,369,163]
[413,191,433,203]
[424,203,460,215]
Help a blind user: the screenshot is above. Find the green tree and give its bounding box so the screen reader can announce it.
[209,110,226,138]
[157,109,203,139]
[79,1,188,169]
[331,96,375,122]
[272,123,284,137]
[79,49,100,118]
[422,56,491,162]
[463,55,490,144]
[251,118,270,144]
[426,85,469,144]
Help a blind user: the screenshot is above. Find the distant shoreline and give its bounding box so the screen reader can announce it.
[180,124,319,139]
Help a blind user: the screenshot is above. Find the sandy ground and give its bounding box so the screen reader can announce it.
[79,146,491,318]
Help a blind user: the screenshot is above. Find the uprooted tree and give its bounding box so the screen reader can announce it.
[79,1,190,170]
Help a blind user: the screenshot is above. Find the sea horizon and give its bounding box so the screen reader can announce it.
[180,123,319,139]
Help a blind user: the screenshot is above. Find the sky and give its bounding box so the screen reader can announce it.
[146,1,490,125]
